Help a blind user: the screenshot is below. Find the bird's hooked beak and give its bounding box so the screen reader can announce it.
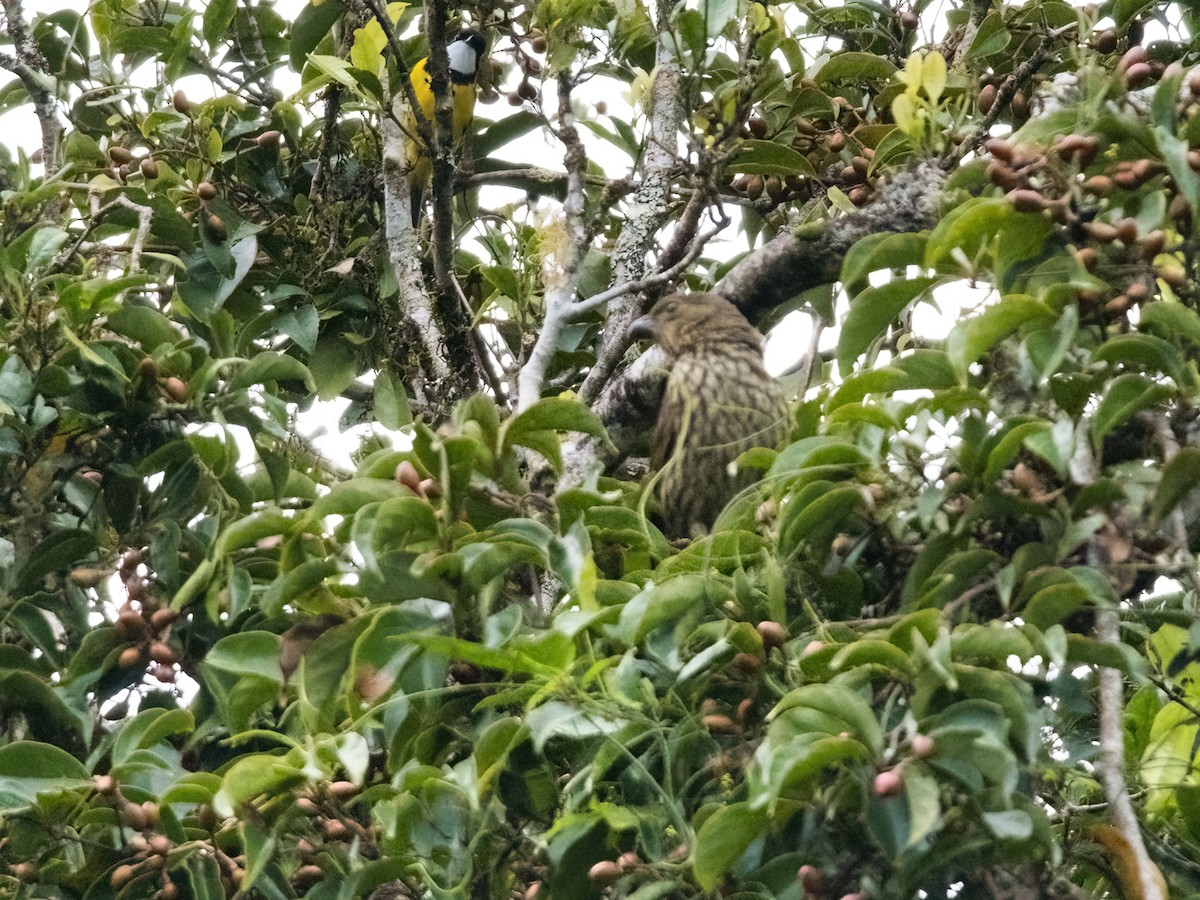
[628,314,657,343]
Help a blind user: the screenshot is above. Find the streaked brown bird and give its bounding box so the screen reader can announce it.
[628,292,790,538]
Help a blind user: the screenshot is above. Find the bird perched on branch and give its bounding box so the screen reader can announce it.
[406,28,486,222]
[629,292,790,539]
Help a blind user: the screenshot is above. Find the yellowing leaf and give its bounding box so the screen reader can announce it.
[903,51,922,92]
[349,2,406,75]
[892,93,915,134]
[922,51,947,103]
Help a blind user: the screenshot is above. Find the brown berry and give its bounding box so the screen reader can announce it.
[111,864,137,889]
[873,770,904,796]
[1123,62,1153,89]
[910,734,936,758]
[506,90,524,106]
[173,89,191,114]
[119,801,148,830]
[617,851,641,870]
[977,83,997,113]
[702,714,739,734]
[206,214,227,241]
[733,652,761,675]
[417,478,441,499]
[159,376,188,403]
[148,834,172,856]
[798,865,824,893]
[117,646,144,669]
[827,130,846,152]
[984,137,1015,162]
[1141,230,1166,258]
[196,181,217,201]
[1125,281,1149,303]
[1074,247,1098,271]
[517,79,538,101]
[394,460,423,492]
[149,641,176,665]
[256,130,282,152]
[744,174,765,200]
[1010,90,1029,119]
[1119,45,1147,72]
[150,608,180,630]
[71,567,110,588]
[1115,218,1139,245]
[1082,174,1113,195]
[328,780,359,799]
[757,620,788,649]
[899,10,918,29]
[528,31,547,53]
[294,865,323,890]
[1008,189,1047,213]
[94,773,118,795]
[139,157,159,179]
[1085,221,1119,243]
[108,146,133,165]
[588,861,623,885]
[747,116,768,139]
[1095,29,1118,54]
[115,607,145,638]
[1158,263,1187,288]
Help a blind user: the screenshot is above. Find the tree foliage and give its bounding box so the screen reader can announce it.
[2,0,1200,898]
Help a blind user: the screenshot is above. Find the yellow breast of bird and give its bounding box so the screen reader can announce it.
[405,58,477,184]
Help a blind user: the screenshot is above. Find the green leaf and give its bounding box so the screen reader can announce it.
[308,336,358,400]
[1154,447,1200,521]
[202,0,236,48]
[374,369,413,430]
[815,51,898,84]
[838,276,942,374]
[230,351,315,392]
[107,305,182,350]
[947,295,1053,381]
[203,631,284,684]
[500,397,611,470]
[730,140,815,176]
[475,110,546,158]
[693,803,769,890]
[1159,127,1200,217]
[16,529,97,596]
[290,0,345,71]
[525,699,624,753]
[112,708,195,766]
[1022,581,1091,631]
[840,231,928,291]
[924,197,1013,270]
[1090,374,1170,448]
[983,420,1050,483]
[967,13,1011,58]
[770,683,883,753]
[1139,302,1200,348]
[0,741,89,811]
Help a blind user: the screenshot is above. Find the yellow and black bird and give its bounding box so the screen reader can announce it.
[405,28,486,221]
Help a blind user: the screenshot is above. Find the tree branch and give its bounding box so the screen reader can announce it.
[714,160,946,320]
[515,73,590,410]
[578,0,684,403]
[1,0,60,174]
